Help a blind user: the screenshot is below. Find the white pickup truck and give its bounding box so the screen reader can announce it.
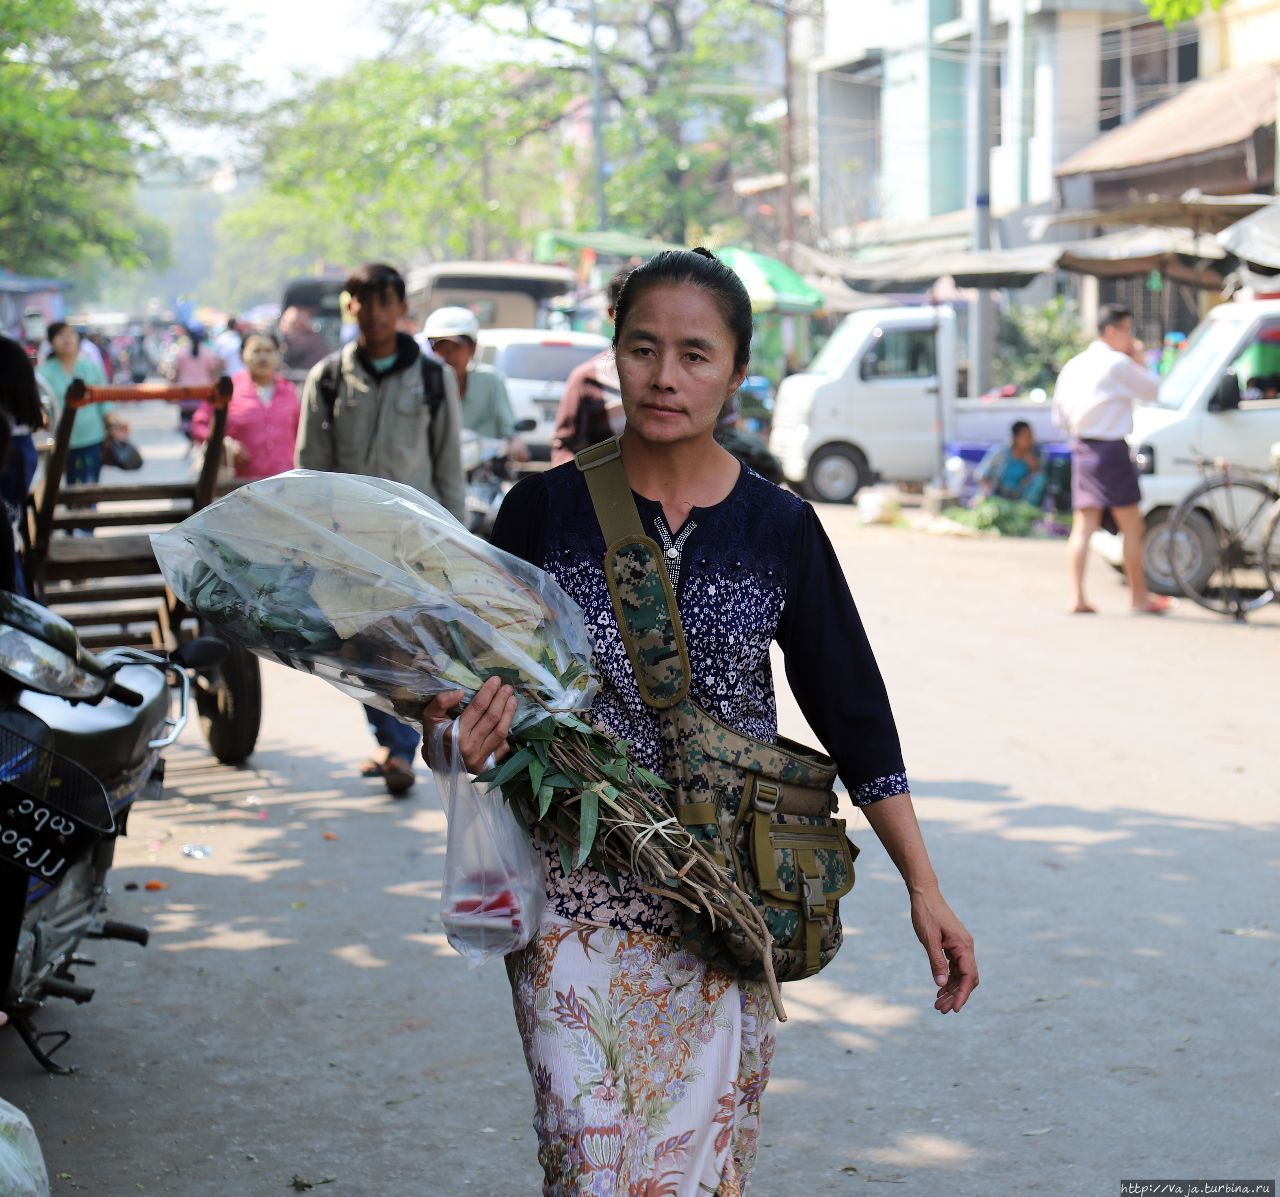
[769,305,1058,502]
[1091,296,1280,595]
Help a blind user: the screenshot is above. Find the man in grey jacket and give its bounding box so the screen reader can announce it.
[296,262,466,795]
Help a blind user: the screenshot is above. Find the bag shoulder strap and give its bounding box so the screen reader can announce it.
[419,353,445,420]
[318,351,344,429]
[576,437,691,710]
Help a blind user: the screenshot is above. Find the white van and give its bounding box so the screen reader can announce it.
[1092,297,1280,594]
[770,305,1058,502]
[474,329,610,460]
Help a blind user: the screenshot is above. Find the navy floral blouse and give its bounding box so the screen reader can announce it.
[491,460,908,934]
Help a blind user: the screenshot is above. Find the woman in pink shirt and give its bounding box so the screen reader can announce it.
[192,330,300,479]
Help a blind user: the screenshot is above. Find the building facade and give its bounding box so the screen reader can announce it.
[808,0,1199,252]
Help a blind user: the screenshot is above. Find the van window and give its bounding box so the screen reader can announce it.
[495,343,603,382]
[1158,315,1244,410]
[862,328,936,380]
[1233,321,1280,408]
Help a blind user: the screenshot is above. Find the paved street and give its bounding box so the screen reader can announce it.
[2,407,1277,1196]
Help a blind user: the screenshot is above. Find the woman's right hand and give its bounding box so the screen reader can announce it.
[421,676,516,773]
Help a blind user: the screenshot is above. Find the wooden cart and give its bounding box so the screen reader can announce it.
[22,379,262,765]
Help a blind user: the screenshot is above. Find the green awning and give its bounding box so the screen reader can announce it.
[534,229,682,263]
[716,247,824,314]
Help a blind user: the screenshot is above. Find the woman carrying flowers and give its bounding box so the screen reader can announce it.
[422,249,979,1196]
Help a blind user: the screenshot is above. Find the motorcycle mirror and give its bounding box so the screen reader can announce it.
[0,590,112,697]
[173,636,230,670]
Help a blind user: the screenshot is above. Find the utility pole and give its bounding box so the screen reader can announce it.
[780,4,796,264]
[589,0,608,229]
[967,0,994,400]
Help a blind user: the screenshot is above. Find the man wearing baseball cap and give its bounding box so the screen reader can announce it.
[422,307,528,462]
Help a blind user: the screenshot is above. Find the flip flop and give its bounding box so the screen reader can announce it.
[381,756,416,797]
[1069,604,1098,615]
[1132,596,1173,616]
[359,758,385,778]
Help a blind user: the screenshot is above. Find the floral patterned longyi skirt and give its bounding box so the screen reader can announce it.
[506,915,776,1197]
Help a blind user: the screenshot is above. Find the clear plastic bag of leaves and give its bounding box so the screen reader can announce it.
[152,470,597,732]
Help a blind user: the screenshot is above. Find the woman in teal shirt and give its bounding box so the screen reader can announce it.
[37,322,124,485]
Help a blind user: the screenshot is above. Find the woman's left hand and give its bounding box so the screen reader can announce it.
[909,886,978,1013]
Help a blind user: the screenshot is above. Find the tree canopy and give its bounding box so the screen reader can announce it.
[1143,0,1224,25]
[386,0,782,243]
[0,0,244,276]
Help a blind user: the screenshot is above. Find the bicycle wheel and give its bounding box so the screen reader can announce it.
[1259,497,1280,609]
[1170,475,1280,619]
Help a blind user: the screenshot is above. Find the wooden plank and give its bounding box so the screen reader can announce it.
[45,534,156,565]
[57,483,196,505]
[58,602,165,629]
[42,580,168,605]
[76,628,162,650]
[52,509,190,531]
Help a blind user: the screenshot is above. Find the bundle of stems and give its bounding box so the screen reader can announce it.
[478,711,787,1020]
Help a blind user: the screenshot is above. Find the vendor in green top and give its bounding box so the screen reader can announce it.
[423,307,529,462]
[37,322,128,486]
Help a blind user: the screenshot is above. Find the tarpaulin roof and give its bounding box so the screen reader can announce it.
[833,227,1228,292]
[1217,204,1280,270]
[1038,190,1275,235]
[533,229,682,262]
[0,271,71,295]
[1056,62,1280,178]
[715,246,825,314]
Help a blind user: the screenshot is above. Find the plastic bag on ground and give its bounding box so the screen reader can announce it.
[0,1098,50,1197]
[427,719,543,965]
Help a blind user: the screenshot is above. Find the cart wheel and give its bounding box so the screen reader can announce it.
[197,639,262,765]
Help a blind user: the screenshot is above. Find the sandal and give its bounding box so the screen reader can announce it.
[359,757,386,778]
[380,756,416,797]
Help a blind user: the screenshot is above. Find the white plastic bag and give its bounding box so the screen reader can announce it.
[0,1098,50,1197]
[427,719,543,965]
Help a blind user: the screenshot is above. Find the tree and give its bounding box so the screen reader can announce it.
[1143,0,1224,26]
[0,0,245,276]
[996,297,1089,393]
[395,0,783,243]
[210,54,574,300]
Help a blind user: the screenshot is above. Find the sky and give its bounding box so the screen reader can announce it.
[218,0,391,92]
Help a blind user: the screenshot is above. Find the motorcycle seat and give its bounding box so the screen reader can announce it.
[19,663,171,783]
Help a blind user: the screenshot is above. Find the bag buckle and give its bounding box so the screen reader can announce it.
[754,781,780,814]
[801,869,826,920]
[575,437,622,472]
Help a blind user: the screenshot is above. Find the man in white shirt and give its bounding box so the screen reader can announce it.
[1052,304,1169,615]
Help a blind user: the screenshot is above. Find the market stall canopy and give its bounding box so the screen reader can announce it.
[805,274,894,314]
[1056,62,1280,179]
[533,229,682,263]
[0,271,72,295]
[1035,190,1275,236]
[716,246,824,314]
[1217,204,1280,271]
[832,227,1228,292]
[1056,226,1227,287]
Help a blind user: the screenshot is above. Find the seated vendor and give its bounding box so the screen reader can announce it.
[976,420,1047,506]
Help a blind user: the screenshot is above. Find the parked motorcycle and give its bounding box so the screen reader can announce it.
[461,418,536,540]
[0,591,220,1072]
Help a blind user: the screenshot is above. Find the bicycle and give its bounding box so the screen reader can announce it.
[1165,448,1280,621]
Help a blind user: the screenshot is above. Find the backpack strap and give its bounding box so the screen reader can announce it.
[319,347,446,431]
[576,437,690,709]
[419,353,446,420]
[317,351,344,430]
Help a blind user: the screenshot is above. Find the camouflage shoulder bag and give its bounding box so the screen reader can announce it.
[576,437,859,982]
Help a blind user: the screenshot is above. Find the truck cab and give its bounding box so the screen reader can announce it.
[770,306,958,502]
